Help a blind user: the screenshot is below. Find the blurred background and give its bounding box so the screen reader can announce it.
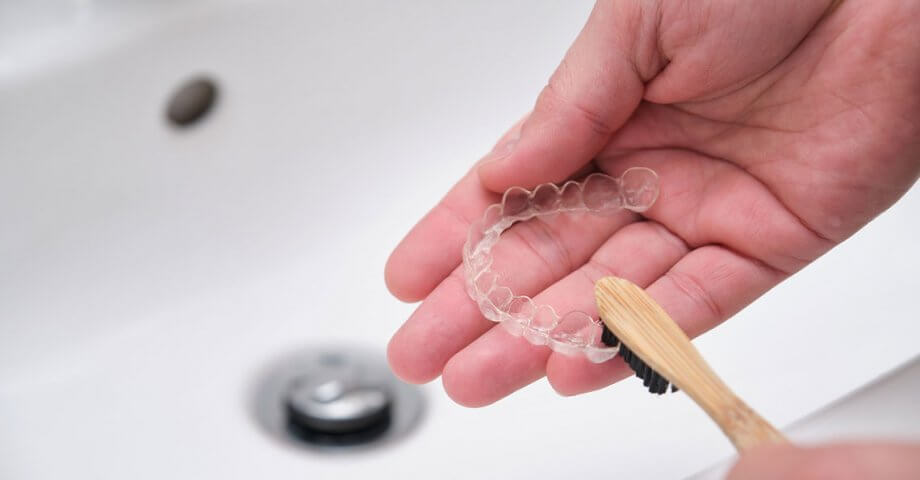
[1,1,917,478]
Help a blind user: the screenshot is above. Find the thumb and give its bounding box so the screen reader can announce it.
[727,443,920,480]
[477,1,663,192]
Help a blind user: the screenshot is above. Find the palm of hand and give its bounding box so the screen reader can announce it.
[385,0,920,406]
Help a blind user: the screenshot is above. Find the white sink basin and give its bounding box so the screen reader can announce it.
[1,1,918,478]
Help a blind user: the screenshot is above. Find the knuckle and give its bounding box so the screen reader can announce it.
[664,268,723,321]
[540,69,615,137]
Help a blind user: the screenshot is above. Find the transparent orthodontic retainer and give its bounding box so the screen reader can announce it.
[462,167,660,363]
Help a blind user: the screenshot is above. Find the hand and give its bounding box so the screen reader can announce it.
[385,0,920,406]
[727,442,920,479]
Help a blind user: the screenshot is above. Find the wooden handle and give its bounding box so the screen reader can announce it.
[595,276,788,452]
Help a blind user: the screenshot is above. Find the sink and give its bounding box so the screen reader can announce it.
[1,1,918,478]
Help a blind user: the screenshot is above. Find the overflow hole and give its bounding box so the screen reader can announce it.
[165,76,218,128]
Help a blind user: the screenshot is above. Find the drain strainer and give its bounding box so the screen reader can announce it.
[251,345,425,451]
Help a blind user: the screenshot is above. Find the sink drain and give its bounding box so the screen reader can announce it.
[251,345,424,451]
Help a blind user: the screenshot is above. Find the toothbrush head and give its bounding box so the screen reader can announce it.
[601,325,678,394]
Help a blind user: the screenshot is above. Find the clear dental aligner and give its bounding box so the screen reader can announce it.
[462,167,660,363]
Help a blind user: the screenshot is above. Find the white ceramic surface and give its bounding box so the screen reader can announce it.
[692,355,920,479]
[1,1,917,478]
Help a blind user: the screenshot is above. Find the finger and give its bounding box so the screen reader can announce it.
[384,168,497,302]
[384,118,526,302]
[547,242,783,396]
[387,208,636,384]
[544,222,688,395]
[442,221,687,406]
[477,1,662,192]
[727,443,920,480]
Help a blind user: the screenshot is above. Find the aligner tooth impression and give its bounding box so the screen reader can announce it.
[462,168,660,363]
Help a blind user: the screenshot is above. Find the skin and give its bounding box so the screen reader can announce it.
[727,443,920,479]
[385,0,920,472]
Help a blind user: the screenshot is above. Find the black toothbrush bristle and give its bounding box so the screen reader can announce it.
[642,370,654,388]
[600,323,678,395]
[601,326,620,347]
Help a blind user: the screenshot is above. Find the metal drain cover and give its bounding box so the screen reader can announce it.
[251,345,425,451]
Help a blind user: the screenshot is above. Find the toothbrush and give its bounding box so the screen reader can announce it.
[594,276,788,452]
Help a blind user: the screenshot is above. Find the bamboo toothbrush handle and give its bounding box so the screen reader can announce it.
[705,389,788,452]
[594,276,789,452]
